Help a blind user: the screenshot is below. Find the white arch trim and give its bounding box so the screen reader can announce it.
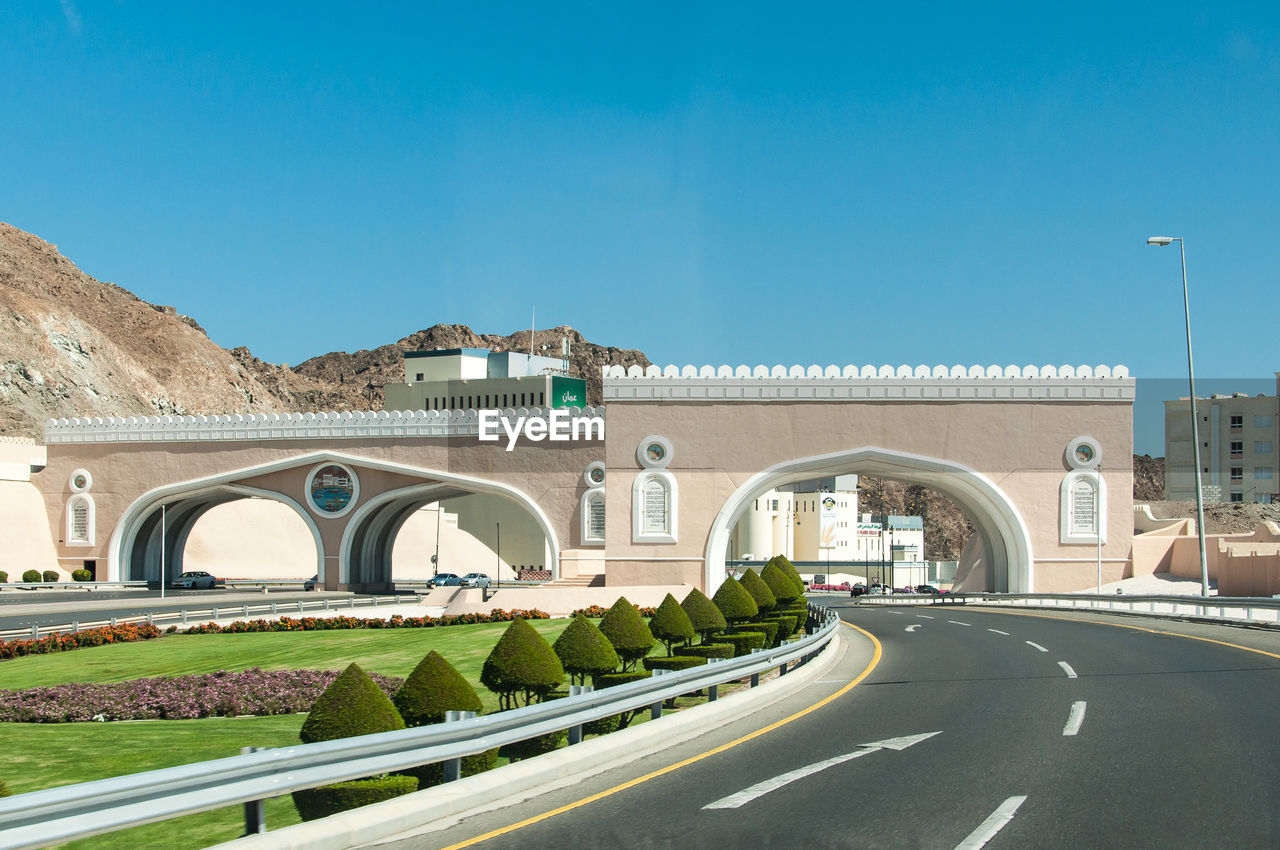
[109,483,323,582]
[109,450,561,584]
[702,446,1034,595]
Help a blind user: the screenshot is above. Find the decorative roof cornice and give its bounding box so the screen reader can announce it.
[43,407,606,445]
[603,364,1133,403]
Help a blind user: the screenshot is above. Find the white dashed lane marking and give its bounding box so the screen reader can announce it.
[948,620,971,627]
[1062,701,1087,736]
[955,796,1028,849]
[1058,661,1078,679]
[1025,641,1048,652]
[987,629,1010,635]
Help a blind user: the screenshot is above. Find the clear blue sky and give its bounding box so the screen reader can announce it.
[3,2,1278,400]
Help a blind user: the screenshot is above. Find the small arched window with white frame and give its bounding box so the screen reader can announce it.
[581,488,606,545]
[632,470,677,544]
[1060,469,1106,544]
[66,493,96,546]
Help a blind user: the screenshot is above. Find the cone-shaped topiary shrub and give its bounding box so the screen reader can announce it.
[481,617,565,711]
[293,663,412,821]
[648,593,695,655]
[762,562,800,605]
[740,568,776,614]
[392,651,496,787]
[682,587,728,644]
[300,662,405,744]
[598,597,655,672]
[768,554,806,597]
[713,576,758,624]
[553,614,619,686]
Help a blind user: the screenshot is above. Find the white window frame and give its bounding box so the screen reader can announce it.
[1059,469,1106,545]
[631,470,678,544]
[580,487,605,546]
[66,493,96,546]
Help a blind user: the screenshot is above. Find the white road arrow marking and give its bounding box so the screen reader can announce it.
[1062,701,1087,736]
[1058,661,1078,679]
[956,795,1027,849]
[905,624,921,632]
[702,732,941,810]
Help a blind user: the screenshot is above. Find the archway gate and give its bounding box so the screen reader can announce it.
[600,364,1134,594]
[35,365,1133,594]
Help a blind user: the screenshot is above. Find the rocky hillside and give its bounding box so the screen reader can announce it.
[0,223,340,438]
[1133,454,1165,502]
[284,324,648,411]
[0,223,645,438]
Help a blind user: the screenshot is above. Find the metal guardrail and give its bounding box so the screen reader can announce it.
[0,581,149,592]
[855,592,1280,627]
[0,605,839,849]
[0,595,418,641]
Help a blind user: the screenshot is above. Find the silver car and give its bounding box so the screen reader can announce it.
[461,572,491,588]
[173,571,220,589]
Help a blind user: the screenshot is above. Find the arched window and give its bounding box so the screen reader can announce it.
[632,471,678,544]
[66,494,96,546]
[1059,470,1106,544]
[581,488,605,545]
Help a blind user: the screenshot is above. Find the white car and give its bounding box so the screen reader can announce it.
[461,572,491,588]
[173,571,221,589]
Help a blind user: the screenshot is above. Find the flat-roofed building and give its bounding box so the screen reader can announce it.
[1164,375,1280,504]
[384,348,588,411]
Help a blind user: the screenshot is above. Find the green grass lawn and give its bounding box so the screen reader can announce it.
[0,618,574,705]
[0,617,691,849]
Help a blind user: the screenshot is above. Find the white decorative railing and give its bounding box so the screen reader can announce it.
[602,364,1133,402]
[43,407,606,445]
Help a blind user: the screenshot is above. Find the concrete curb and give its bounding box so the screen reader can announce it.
[213,631,847,850]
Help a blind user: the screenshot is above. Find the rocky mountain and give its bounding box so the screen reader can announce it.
[0,222,645,438]
[1133,453,1165,502]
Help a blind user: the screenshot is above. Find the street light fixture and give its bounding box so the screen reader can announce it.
[1147,235,1210,597]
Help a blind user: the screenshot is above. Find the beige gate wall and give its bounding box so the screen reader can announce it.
[602,365,1133,593]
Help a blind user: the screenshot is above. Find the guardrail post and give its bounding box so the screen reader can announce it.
[707,683,718,702]
[271,602,278,616]
[750,672,759,688]
[182,609,188,625]
[111,616,118,627]
[30,624,39,639]
[441,711,477,780]
[779,662,788,676]
[71,621,79,633]
[240,747,267,835]
[324,599,331,611]
[298,600,305,613]
[567,685,594,744]
[243,604,249,618]
[211,607,219,622]
[147,613,153,625]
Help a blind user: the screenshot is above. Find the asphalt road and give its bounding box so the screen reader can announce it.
[385,601,1280,849]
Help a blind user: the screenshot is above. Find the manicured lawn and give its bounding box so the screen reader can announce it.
[0,618,575,712]
[3,714,305,850]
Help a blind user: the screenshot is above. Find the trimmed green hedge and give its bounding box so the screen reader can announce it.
[763,615,798,642]
[740,569,777,613]
[599,597,655,671]
[761,562,800,604]
[683,643,734,660]
[480,618,565,710]
[713,576,758,623]
[728,620,779,646]
[300,663,405,744]
[716,631,766,656]
[21,570,39,583]
[648,593,695,655]
[552,614,619,685]
[681,588,727,644]
[641,655,707,672]
[71,569,92,583]
[595,671,652,688]
[293,775,418,822]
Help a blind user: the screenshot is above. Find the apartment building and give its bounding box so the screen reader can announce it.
[1164,375,1280,503]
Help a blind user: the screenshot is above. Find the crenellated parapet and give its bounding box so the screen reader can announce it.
[603,364,1133,402]
[43,407,606,444]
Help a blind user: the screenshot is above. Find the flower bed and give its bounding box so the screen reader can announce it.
[0,668,405,723]
[0,623,162,661]
[179,609,551,635]
[569,605,657,619]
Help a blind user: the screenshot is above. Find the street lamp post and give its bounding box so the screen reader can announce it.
[1148,235,1210,597]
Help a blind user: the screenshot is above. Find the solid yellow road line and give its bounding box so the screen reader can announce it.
[441,622,882,849]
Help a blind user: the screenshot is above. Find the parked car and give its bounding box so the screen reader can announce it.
[304,574,320,591]
[426,573,462,588]
[916,584,940,594]
[461,572,491,588]
[173,571,221,589]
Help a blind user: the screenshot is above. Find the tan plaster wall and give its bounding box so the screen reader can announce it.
[33,437,601,582]
[0,480,61,576]
[603,400,1133,592]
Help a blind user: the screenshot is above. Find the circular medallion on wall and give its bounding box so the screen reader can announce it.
[69,468,92,493]
[636,435,674,469]
[584,461,607,487]
[1065,436,1102,470]
[306,462,359,518]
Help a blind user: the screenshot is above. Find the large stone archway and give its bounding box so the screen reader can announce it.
[702,446,1033,594]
